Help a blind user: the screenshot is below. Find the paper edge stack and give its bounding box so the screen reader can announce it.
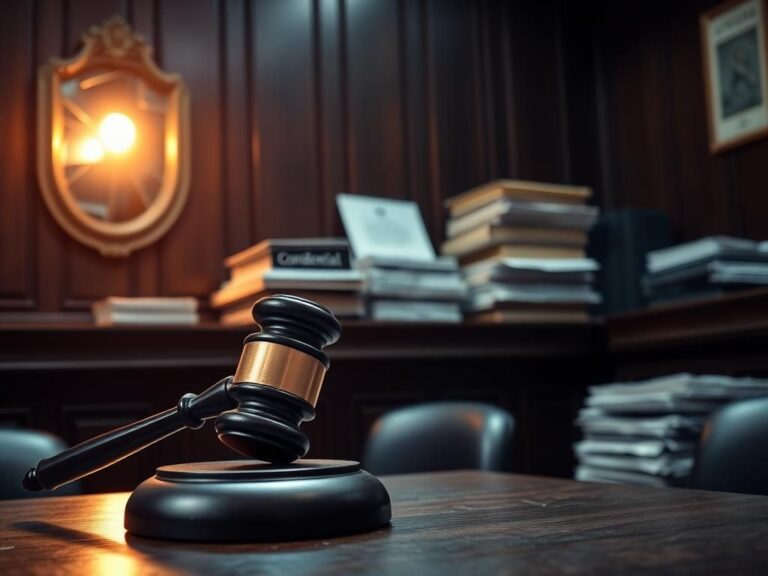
[356,255,467,323]
[575,372,768,487]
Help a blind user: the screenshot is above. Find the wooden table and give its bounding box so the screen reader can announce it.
[1,471,767,575]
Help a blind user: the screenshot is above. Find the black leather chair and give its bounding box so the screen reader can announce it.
[0,429,81,499]
[692,396,768,496]
[363,402,515,475]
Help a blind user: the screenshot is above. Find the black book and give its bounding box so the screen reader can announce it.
[588,209,670,314]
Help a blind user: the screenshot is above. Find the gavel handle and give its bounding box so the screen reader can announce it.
[23,376,236,492]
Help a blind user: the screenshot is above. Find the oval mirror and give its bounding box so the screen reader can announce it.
[38,16,190,257]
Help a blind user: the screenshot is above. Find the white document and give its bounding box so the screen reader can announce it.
[336,194,436,261]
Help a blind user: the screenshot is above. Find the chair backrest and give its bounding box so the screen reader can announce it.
[692,396,768,496]
[0,428,81,499]
[363,402,515,475]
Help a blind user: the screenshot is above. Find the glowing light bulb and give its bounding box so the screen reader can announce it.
[73,136,105,164]
[99,112,136,153]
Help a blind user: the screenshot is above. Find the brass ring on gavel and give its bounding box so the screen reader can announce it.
[233,341,327,407]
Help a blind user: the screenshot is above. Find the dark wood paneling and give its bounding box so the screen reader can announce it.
[300,395,335,459]
[596,1,679,222]
[63,243,131,310]
[559,0,604,203]
[159,0,224,298]
[317,0,346,236]
[521,387,582,476]
[60,402,153,492]
[34,0,66,313]
[664,0,735,240]
[608,288,768,380]
[129,0,157,45]
[221,0,252,255]
[252,0,322,239]
[426,0,488,209]
[734,140,768,240]
[506,1,568,183]
[402,0,435,238]
[593,0,768,243]
[0,408,33,429]
[1,0,582,316]
[344,0,407,200]
[0,0,34,308]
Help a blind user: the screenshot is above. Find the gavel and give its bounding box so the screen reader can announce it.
[24,294,342,492]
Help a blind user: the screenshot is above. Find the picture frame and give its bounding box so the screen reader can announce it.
[701,0,768,153]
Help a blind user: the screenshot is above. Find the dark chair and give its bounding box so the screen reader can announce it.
[692,396,768,496]
[0,429,81,499]
[363,402,515,475]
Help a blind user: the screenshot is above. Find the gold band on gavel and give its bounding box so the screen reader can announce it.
[232,341,327,407]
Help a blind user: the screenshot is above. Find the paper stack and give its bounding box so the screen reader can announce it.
[357,256,467,322]
[92,297,199,325]
[575,373,768,487]
[440,180,601,323]
[644,236,768,306]
[337,194,467,322]
[211,238,365,325]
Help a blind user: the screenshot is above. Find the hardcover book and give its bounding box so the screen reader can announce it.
[225,238,353,285]
[444,180,592,218]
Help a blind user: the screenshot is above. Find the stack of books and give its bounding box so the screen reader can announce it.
[575,373,768,487]
[92,297,199,325]
[358,256,467,322]
[645,236,768,306]
[440,180,601,323]
[211,238,365,325]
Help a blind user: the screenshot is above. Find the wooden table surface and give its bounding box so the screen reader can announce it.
[1,471,767,575]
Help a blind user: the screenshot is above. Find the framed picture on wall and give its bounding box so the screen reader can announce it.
[701,0,768,153]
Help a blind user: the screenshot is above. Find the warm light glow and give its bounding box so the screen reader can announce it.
[98,112,136,153]
[81,493,139,576]
[78,136,105,163]
[89,492,131,544]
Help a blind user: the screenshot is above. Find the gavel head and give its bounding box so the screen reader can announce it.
[214,295,341,463]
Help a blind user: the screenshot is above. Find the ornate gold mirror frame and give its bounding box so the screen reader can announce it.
[37,16,190,257]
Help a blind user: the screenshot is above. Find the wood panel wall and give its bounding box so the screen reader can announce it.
[3,0,766,315]
[0,0,587,320]
[593,0,768,243]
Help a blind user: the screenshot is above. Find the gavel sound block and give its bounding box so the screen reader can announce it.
[23,295,391,542]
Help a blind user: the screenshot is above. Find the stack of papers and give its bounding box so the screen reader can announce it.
[575,373,768,487]
[644,236,768,305]
[462,257,600,323]
[357,256,466,323]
